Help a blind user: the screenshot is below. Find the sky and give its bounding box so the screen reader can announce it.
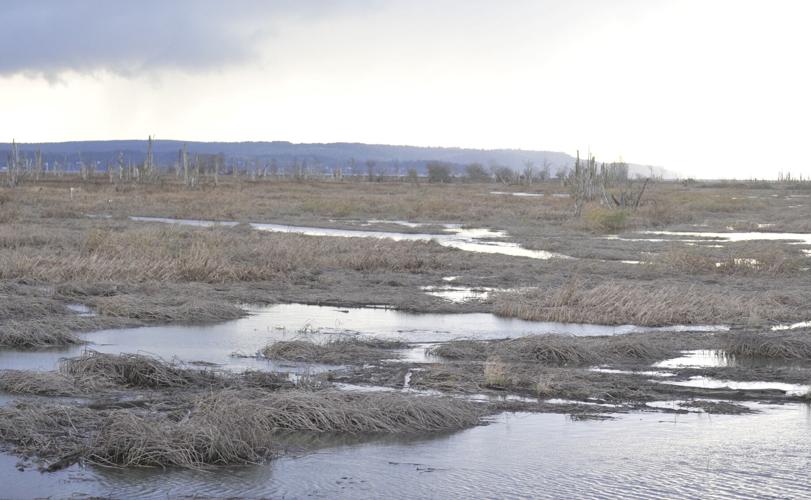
[1,0,809,178]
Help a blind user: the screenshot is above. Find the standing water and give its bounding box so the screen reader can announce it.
[1,404,810,498]
[0,303,727,373]
[127,216,571,260]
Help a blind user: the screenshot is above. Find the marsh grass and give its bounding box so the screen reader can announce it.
[724,332,811,359]
[656,244,806,276]
[60,351,221,389]
[0,370,89,396]
[496,336,596,365]
[93,295,245,323]
[493,280,799,326]
[262,338,407,364]
[0,319,82,348]
[483,357,511,388]
[0,389,484,469]
[581,207,630,233]
[0,353,298,397]
[679,400,755,414]
[0,295,67,321]
[431,334,666,366]
[428,340,490,360]
[0,224,454,284]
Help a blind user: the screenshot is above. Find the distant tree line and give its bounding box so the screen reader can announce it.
[7,136,652,189]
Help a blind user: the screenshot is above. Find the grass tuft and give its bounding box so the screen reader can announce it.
[0,390,484,469]
[262,338,406,364]
[724,332,811,359]
[60,351,221,389]
[0,320,82,349]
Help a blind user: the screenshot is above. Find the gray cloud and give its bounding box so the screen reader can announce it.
[0,0,373,78]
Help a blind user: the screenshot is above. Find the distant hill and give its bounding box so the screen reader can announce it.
[0,140,673,178]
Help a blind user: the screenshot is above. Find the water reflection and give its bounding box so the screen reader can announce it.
[128,215,570,260]
[0,304,730,373]
[3,406,811,499]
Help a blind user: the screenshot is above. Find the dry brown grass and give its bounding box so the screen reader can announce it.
[595,335,666,360]
[0,294,67,321]
[580,207,630,233]
[724,332,811,359]
[431,334,666,366]
[93,295,245,323]
[0,370,88,396]
[483,357,511,388]
[655,244,806,276]
[495,336,595,365]
[3,179,573,225]
[90,394,277,468]
[60,351,221,389]
[0,353,298,397]
[493,280,801,326]
[0,319,83,348]
[428,340,490,360]
[262,338,406,364]
[0,389,484,469]
[0,223,454,284]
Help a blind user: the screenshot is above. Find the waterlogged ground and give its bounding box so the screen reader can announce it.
[1,405,810,499]
[2,181,811,497]
[129,215,570,260]
[0,303,727,373]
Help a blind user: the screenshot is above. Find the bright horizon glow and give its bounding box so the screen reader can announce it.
[1,0,810,179]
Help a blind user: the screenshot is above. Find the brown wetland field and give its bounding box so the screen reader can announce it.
[1,176,811,497]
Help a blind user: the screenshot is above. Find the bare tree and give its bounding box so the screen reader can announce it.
[426,162,453,183]
[406,167,419,184]
[568,151,649,216]
[465,163,491,182]
[117,152,125,182]
[180,146,192,187]
[213,154,220,186]
[34,149,43,181]
[366,160,376,182]
[539,159,551,181]
[142,135,154,182]
[568,151,598,216]
[491,165,516,185]
[6,139,20,187]
[522,160,534,185]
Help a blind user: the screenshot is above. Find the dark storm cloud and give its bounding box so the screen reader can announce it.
[0,0,374,78]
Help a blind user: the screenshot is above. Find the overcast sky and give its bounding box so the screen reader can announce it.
[1,0,809,178]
